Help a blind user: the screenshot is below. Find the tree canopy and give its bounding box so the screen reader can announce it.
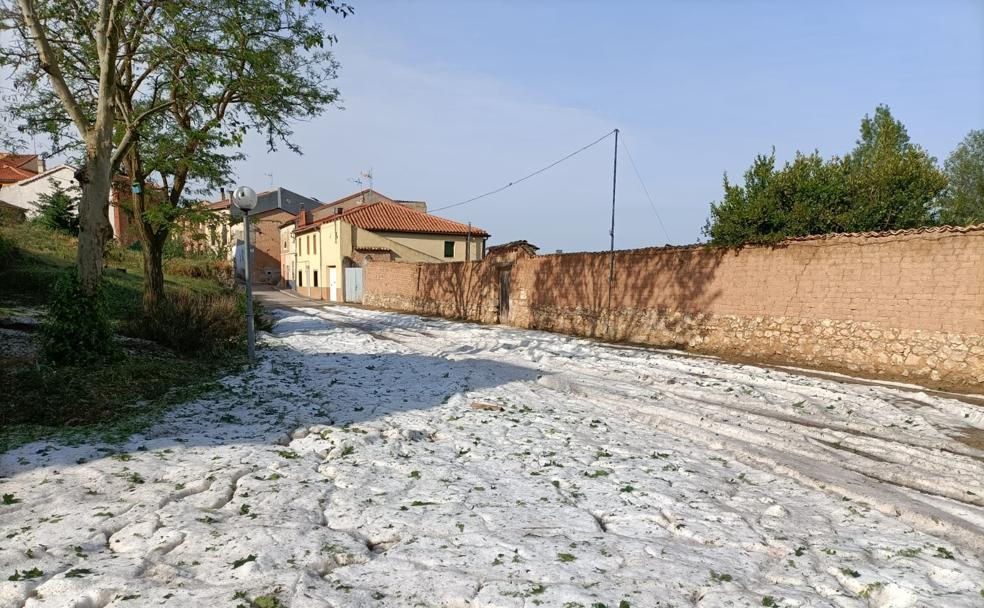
[936,129,984,226]
[0,0,351,296]
[703,106,948,246]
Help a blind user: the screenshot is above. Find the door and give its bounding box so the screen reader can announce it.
[328,267,338,302]
[498,268,510,323]
[344,267,363,303]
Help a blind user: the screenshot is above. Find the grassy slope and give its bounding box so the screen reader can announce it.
[0,222,241,452]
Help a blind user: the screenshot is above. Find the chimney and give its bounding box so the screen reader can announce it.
[220,187,226,201]
[297,204,306,227]
[37,156,45,173]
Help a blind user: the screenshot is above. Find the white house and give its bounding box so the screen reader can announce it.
[0,163,128,240]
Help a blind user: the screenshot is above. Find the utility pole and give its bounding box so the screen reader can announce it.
[608,129,619,319]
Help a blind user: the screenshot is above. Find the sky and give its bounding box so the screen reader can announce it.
[18,0,984,251]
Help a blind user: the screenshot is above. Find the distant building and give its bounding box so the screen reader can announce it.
[485,240,540,265]
[290,197,489,302]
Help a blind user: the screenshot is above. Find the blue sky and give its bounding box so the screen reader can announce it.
[51,1,984,250]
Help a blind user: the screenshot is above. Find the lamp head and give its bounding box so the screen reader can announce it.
[232,186,258,211]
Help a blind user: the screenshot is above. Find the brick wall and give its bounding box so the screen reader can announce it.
[364,226,984,390]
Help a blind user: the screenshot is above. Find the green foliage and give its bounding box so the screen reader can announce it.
[40,269,119,365]
[704,106,947,245]
[0,233,17,270]
[937,129,984,226]
[31,185,80,235]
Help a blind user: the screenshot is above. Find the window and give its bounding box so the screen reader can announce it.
[313,270,319,287]
[335,208,343,215]
[444,241,455,258]
[298,270,303,287]
[306,235,310,255]
[313,236,317,254]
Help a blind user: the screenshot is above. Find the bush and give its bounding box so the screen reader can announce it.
[0,233,18,270]
[165,257,234,285]
[40,269,120,365]
[0,203,26,226]
[125,290,267,357]
[32,186,80,235]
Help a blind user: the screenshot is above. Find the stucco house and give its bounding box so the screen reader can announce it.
[0,155,132,241]
[291,200,489,302]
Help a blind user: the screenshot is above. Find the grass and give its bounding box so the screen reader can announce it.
[0,220,243,453]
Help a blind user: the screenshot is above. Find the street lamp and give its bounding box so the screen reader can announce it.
[233,186,258,360]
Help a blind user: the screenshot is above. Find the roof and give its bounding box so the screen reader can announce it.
[0,153,40,184]
[781,223,984,242]
[313,188,385,212]
[487,240,539,254]
[296,201,489,237]
[0,164,36,182]
[207,189,276,211]
[0,153,38,169]
[7,163,74,187]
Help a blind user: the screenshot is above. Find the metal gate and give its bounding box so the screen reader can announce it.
[344,267,363,303]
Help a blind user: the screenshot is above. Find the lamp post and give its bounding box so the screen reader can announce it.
[233,186,258,360]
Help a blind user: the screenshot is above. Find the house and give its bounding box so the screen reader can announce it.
[291,200,489,301]
[204,186,320,283]
[0,155,132,241]
[485,240,539,264]
[311,188,427,220]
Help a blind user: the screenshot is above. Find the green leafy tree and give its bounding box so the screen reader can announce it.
[704,106,947,245]
[122,0,351,312]
[936,130,984,225]
[0,0,350,308]
[32,184,80,235]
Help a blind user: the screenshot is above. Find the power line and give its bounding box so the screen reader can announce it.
[431,129,617,213]
[619,134,671,245]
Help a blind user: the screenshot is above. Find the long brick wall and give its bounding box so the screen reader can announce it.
[363,226,984,390]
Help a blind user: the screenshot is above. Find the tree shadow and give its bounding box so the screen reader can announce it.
[525,245,727,347]
[0,307,541,475]
[413,261,499,323]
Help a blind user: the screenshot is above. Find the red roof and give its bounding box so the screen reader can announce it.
[0,153,39,183]
[297,201,489,237]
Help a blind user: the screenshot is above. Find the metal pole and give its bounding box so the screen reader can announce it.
[243,210,256,360]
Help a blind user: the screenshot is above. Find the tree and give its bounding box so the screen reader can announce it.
[1,0,171,295]
[0,0,351,302]
[937,129,984,226]
[32,183,80,234]
[704,106,947,246]
[123,0,350,311]
[838,105,946,232]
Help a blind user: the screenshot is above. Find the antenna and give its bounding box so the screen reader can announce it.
[361,168,373,192]
[264,172,273,186]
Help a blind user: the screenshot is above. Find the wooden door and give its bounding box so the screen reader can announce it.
[498,268,510,323]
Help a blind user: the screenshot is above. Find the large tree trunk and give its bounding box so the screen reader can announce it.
[75,153,115,295]
[141,232,167,312]
[126,148,170,313]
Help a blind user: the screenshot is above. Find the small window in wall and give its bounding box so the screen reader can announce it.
[313,237,317,254]
[313,270,319,287]
[298,270,303,287]
[444,241,455,258]
[335,208,343,215]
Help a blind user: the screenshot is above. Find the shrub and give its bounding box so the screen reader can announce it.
[165,257,234,285]
[0,233,18,270]
[0,203,26,226]
[40,269,119,365]
[32,185,80,235]
[125,290,267,356]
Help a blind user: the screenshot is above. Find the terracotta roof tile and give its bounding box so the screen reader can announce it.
[0,153,38,169]
[297,201,489,237]
[0,164,36,182]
